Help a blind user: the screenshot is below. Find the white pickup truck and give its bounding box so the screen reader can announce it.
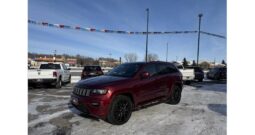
[28,63,71,88]
[176,65,195,84]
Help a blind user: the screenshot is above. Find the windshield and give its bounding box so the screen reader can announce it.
[40,64,61,69]
[106,63,142,77]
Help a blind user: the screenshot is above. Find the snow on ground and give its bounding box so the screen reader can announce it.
[28,81,226,135]
[71,76,81,83]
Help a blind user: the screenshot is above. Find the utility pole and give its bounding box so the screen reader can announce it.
[166,42,168,62]
[145,8,149,62]
[196,14,203,66]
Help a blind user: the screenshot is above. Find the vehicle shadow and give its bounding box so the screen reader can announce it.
[28,83,75,90]
[133,100,163,111]
[192,79,227,84]
[207,104,226,116]
[67,103,100,122]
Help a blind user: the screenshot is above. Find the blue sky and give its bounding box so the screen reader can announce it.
[28,0,226,63]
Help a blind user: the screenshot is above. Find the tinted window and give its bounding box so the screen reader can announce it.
[84,66,101,71]
[40,64,61,69]
[168,64,179,73]
[143,64,157,76]
[106,63,142,77]
[177,65,183,69]
[156,64,177,75]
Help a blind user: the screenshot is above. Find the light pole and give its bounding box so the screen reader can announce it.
[166,42,168,62]
[197,13,203,66]
[145,8,149,62]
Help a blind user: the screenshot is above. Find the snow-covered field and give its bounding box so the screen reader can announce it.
[28,81,226,135]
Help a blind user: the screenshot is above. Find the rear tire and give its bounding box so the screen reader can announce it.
[107,95,132,125]
[198,78,203,82]
[55,78,62,89]
[167,86,182,105]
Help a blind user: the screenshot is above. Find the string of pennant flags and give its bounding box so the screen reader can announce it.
[200,31,226,39]
[28,19,225,38]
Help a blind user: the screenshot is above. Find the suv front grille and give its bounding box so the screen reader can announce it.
[73,87,91,96]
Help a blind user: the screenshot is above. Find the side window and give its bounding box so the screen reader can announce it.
[156,64,168,75]
[62,64,67,70]
[143,64,157,77]
[167,64,179,73]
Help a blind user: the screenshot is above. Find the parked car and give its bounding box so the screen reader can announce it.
[175,65,195,84]
[81,66,104,79]
[70,61,183,125]
[207,67,227,80]
[186,66,204,82]
[28,63,71,88]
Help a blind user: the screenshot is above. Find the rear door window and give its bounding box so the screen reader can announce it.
[156,64,172,75]
[167,64,179,73]
[143,64,157,77]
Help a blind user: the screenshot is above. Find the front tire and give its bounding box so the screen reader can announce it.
[107,95,132,125]
[67,75,71,84]
[167,86,182,105]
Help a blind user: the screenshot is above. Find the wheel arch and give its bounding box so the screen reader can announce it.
[174,82,183,92]
[110,92,135,107]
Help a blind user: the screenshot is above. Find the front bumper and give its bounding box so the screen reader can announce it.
[70,93,110,119]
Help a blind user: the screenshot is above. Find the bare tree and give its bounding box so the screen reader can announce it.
[124,53,138,62]
[147,53,158,62]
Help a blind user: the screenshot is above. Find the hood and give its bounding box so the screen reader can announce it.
[76,75,129,88]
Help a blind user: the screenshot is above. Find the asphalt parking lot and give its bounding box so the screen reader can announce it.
[28,80,226,135]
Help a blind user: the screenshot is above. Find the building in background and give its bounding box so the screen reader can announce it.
[99,58,120,67]
[66,58,77,67]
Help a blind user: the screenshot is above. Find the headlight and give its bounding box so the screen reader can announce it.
[90,89,108,95]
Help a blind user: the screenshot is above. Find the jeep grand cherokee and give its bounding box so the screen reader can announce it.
[70,61,183,125]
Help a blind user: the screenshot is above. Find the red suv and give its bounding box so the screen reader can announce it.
[70,61,183,125]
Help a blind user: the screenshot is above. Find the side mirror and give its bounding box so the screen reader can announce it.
[140,72,150,79]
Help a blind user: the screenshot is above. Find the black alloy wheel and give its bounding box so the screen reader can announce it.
[167,86,182,105]
[107,95,132,125]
